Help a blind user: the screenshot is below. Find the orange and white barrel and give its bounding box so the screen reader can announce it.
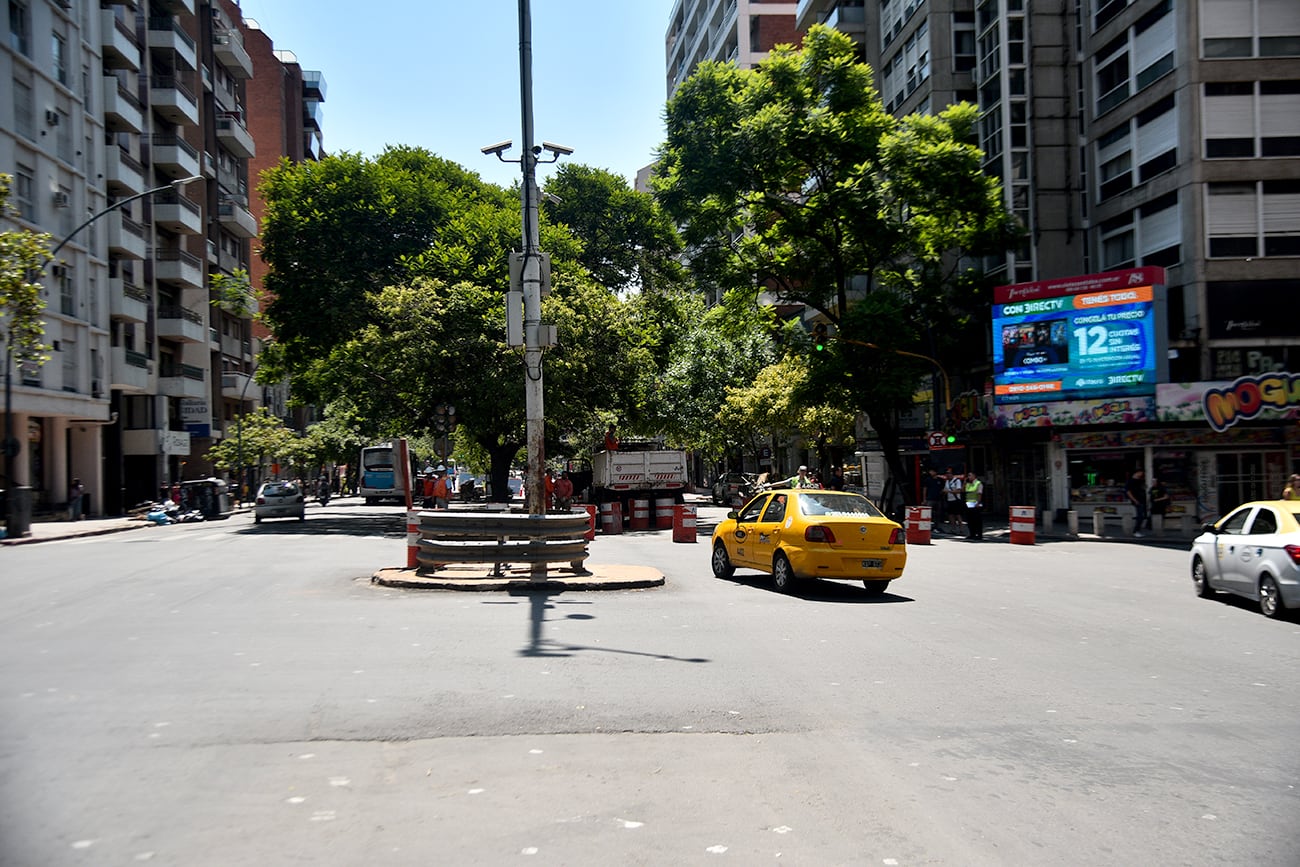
[582,504,598,541]
[905,505,932,545]
[600,501,623,535]
[654,497,675,530]
[672,504,697,543]
[1010,506,1036,545]
[630,498,651,530]
[406,510,421,568]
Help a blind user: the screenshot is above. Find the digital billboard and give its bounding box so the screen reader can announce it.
[992,268,1167,405]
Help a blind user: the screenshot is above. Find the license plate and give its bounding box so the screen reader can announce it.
[861,558,883,569]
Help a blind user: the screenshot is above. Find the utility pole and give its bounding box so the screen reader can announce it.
[484,0,571,521]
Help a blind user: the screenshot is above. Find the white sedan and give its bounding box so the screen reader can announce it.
[254,481,305,524]
[1189,500,1300,618]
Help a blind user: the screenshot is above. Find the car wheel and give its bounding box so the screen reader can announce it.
[711,542,735,579]
[862,579,891,596]
[254,515,261,524]
[771,552,796,593]
[1260,575,1283,619]
[1192,557,1215,598]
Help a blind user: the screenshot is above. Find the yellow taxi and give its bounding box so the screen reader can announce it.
[710,489,907,594]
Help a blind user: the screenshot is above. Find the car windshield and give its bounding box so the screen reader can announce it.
[262,483,296,496]
[798,492,885,518]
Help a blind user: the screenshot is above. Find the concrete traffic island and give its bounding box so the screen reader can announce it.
[371,563,665,592]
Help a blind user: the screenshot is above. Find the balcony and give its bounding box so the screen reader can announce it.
[153,247,203,289]
[154,0,195,14]
[123,427,192,457]
[202,149,217,178]
[222,371,254,401]
[104,145,145,195]
[150,133,200,178]
[102,75,144,133]
[215,112,256,159]
[147,16,197,71]
[152,190,203,235]
[217,197,257,238]
[157,305,206,343]
[110,346,151,393]
[212,29,253,79]
[100,8,141,71]
[106,211,147,260]
[109,277,149,323]
[150,75,200,127]
[157,363,207,399]
[303,70,326,101]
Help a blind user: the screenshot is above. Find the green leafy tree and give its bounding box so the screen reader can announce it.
[655,25,1016,500]
[204,407,299,479]
[1,174,53,373]
[541,164,683,293]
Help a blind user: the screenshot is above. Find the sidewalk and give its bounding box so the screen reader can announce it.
[925,517,1194,549]
[1,514,154,545]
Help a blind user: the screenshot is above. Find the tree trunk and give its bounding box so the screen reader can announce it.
[867,411,916,509]
[484,440,523,504]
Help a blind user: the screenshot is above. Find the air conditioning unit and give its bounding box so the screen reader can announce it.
[45,109,61,126]
[52,192,71,208]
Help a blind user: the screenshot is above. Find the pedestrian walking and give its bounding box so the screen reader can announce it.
[67,478,85,521]
[925,469,946,533]
[431,467,450,509]
[963,470,984,540]
[1127,469,1147,537]
[944,468,965,531]
[1148,476,1170,530]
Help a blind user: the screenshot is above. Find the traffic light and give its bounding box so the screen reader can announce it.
[945,433,958,445]
[812,323,828,352]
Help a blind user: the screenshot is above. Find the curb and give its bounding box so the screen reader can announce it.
[1,521,151,546]
[371,564,666,592]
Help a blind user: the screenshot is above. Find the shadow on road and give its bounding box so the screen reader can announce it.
[486,587,712,663]
[716,572,915,604]
[234,513,405,538]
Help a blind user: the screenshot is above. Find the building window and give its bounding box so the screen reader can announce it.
[9,0,30,56]
[58,264,75,316]
[1204,81,1300,158]
[1135,95,1177,181]
[1206,182,1259,257]
[13,77,34,140]
[1202,0,1300,58]
[52,32,68,86]
[13,165,35,222]
[1139,192,1181,266]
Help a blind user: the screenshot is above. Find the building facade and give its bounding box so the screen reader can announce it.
[2,0,317,520]
[667,0,801,97]
[787,0,1300,518]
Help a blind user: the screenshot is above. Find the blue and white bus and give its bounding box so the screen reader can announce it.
[358,443,400,504]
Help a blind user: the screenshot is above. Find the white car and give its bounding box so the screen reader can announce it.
[254,481,305,524]
[1189,500,1300,619]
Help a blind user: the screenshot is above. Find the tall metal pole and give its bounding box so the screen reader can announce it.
[518,0,546,519]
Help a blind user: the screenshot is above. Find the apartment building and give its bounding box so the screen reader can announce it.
[727,0,1300,516]
[1,0,275,518]
[666,0,801,97]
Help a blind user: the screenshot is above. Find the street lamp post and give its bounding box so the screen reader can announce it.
[3,175,202,535]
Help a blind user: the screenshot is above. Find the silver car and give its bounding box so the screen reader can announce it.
[1189,500,1300,619]
[254,481,305,524]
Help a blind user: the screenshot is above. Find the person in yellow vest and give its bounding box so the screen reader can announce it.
[963,470,984,540]
[1283,474,1300,500]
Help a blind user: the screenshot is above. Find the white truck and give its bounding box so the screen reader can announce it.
[590,448,689,507]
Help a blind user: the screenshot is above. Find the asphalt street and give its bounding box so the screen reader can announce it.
[1,500,1297,866]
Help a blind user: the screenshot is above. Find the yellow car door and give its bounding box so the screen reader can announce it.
[750,493,791,572]
[729,493,771,569]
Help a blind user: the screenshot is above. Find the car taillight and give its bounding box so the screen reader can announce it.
[805,526,836,543]
[1286,544,1300,565]
[889,527,905,546]
[256,497,265,505]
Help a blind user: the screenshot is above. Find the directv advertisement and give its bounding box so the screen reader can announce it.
[991,268,1167,405]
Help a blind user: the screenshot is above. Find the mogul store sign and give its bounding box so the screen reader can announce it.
[1155,375,1300,431]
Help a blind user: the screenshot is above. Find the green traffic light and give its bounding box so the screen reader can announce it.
[945,434,957,444]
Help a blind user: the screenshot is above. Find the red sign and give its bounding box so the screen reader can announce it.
[993,267,1166,304]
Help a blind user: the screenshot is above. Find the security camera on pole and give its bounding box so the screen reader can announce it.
[483,0,570,530]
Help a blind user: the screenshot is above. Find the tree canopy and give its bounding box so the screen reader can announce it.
[0,174,53,369]
[654,25,1017,496]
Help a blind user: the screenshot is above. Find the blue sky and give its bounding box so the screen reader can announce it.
[238,0,678,189]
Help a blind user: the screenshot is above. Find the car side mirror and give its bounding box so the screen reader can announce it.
[1200,522,1218,534]
[726,510,738,520]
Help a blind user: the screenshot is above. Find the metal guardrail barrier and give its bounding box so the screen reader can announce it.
[416,511,591,578]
